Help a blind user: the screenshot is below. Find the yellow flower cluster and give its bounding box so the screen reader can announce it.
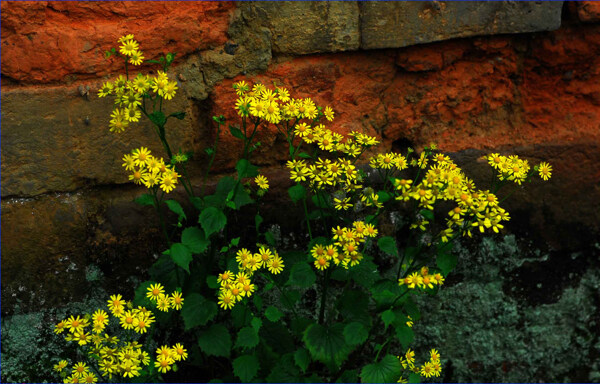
[122,147,180,193]
[398,348,442,381]
[146,283,185,311]
[398,266,445,290]
[369,152,409,171]
[233,81,327,124]
[487,153,552,184]
[98,35,178,133]
[59,361,99,383]
[217,246,284,310]
[393,151,510,240]
[312,221,378,271]
[53,293,186,381]
[154,343,188,374]
[118,34,145,65]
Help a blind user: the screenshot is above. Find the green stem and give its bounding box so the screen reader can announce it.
[153,190,170,246]
[318,268,332,324]
[375,339,391,362]
[302,197,313,241]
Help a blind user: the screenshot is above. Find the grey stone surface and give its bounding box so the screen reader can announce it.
[251,1,360,55]
[360,1,564,50]
[0,86,199,197]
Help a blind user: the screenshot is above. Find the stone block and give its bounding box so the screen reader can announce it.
[252,1,360,55]
[0,1,235,83]
[1,84,201,197]
[360,1,563,50]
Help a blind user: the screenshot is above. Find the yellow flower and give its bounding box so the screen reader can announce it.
[334,197,352,210]
[170,291,184,310]
[64,315,88,334]
[124,107,141,122]
[132,313,154,334]
[218,291,236,310]
[53,360,68,372]
[119,310,136,330]
[156,294,171,312]
[132,74,150,93]
[119,39,139,56]
[420,362,435,378]
[233,80,249,95]
[128,50,145,65]
[267,255,284,274]
[107,294,125,316]
[537,161,552,180]
[172,343,188,361]
[162,81,178,100]
[72,362,89,376]
[54,319,66,334]
[430,348,441,362]
[160,173,178,193]
[92,309,109,327]
[131,147,151,167]
[97,81,113,97]
[118,34,135,43]
[276,87,290,102]
[324,106,335,121]
[155,355,174,373]
[255,175,269,190]
[314,256,329,271]
[146,283,165,301]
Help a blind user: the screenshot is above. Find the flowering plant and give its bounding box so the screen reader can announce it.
[52,34,552,383]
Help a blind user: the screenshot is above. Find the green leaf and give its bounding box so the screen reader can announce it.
[297,152,312,159]
[381,309,396,330]
[288,262,316,288]
[251,317,262,331]
[197,324,231,357]
[229,125,246,140]
[181,226,209,254]
[181,293,217,330]
[378,236,399,257]
[255,213,263,233]
[133,280,155,308]
[288,184,306,203]
[395,325,414,349]
[165,199,186,221]
[294,348,311,373]
[199,207,227,237]
[360,355,402,383]
[233,354,259,382]
[419,209,434,220]
[148,110,166,127]
[280,290,301,311]
[408,373,421,383]
[253,294,263,311]
[337,289,371,326]
[235,158,259,179]
[265,306,283,322]
[265,231,275,246]
[169,243,192,273]
[149,255,179,292]
[437,251,457,275]
[303,323,352,368]
[377,190,392,203]
[235,326,259,349]
[206,275,218,289]
[343,322,369,346]
[169,111,186,120]
[134,193,156,207]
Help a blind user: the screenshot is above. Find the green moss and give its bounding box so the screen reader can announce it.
[411,236,599,382]
[1,267,109,383]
